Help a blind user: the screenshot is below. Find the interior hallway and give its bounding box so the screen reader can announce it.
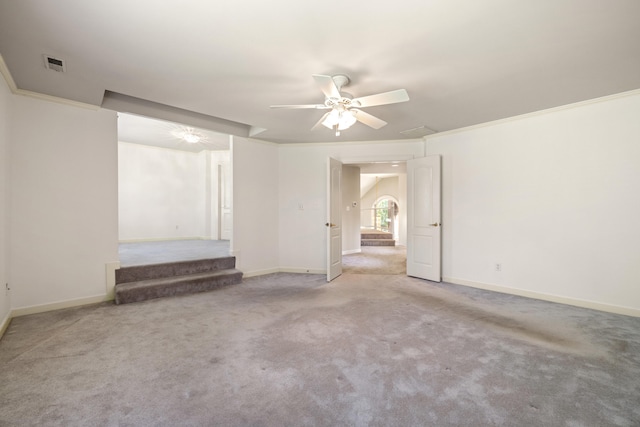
[342,245,407,275]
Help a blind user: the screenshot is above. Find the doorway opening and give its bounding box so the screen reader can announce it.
[341,161,407,275]
[116,113,232,266]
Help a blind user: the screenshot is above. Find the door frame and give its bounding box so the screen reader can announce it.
[335,154,415,270]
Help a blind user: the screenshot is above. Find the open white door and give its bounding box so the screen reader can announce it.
[407,155,441,281]
[219,162,232,240]
[327,157,343,281]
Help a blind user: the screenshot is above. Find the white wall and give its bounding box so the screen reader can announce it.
[231,137,279,275]
[0,70,10,328]
[341,165,360,254]
[426,91,640,314]
[361,176,399,208]
[10,96,119,309]
[118,142,211,241]
[278,140,424,272]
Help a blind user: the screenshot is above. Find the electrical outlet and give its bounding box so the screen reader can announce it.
[495,263,502,272]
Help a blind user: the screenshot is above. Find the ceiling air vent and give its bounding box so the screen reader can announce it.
[400,126,436,138]
[43,55,66,72]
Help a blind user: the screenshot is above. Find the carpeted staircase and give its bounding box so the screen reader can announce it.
[361,229,396,246]
[115,257,242,304]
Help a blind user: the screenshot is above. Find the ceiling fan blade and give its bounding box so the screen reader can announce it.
[311,112,331,131]
[270,104,328,109]
[352,109,387,129]
[352,89,409,108]
[312,74,341,99]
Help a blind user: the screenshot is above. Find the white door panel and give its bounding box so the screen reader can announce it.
[327,157,343,281]
[407,156,441,281]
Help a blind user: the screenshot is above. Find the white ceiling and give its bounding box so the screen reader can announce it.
[1,1,639,145]
[117,113,230,152]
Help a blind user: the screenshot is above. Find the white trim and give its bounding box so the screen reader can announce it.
[279,138,424,149]
[444,276,640,318]
[13,88,100,110]
[342,248,361,255]
[425,88,640,141]
[0,54,18,92]
[106,262,121,300]
[0,310,12,339]
[277,267,326,275]
[12,294,112,318]
[242,267,327,278]
[341,154,416,164]
[1,54,99,111]
[241,267,281,278]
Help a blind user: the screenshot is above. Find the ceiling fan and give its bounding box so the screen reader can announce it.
[270,74,410,136]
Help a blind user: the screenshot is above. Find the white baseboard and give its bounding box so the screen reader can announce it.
[12,294,112,318]
[105,261,120,300]
[278,267,326,275]
[342,249,362,255]
[0,310,11,339]
[243,267,326,278]
[230,249,241,270]
[242,267,281,278]
[444,276,640,318]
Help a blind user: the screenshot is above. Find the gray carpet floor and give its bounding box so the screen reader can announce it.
[1,272,639,426]
[343,246,406,275]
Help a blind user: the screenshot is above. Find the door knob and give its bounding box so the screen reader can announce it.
[429,222,440,227]
[325,222,336,227]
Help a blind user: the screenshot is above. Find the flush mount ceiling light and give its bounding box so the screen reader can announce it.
[182,132,201,143]
[171,127,202,144]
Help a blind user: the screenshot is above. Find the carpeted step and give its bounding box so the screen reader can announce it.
[115,269,243,304]
[361,232,394,240]
[361,239,396,246]
[116,257,236,284]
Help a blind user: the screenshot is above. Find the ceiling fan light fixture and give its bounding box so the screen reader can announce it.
[322,109,357,133]
[272,74,409,135]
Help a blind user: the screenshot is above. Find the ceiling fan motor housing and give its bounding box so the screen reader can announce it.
[332,74,350,90]
[325,92,356,109]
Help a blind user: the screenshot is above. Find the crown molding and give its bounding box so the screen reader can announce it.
[0,53,18,92]
[0,54,100,110]
[425,88,640,141]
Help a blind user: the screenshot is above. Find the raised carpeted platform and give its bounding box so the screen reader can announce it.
[115,257,242,304]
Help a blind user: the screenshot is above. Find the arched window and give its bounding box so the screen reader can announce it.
[372,196,399,234]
